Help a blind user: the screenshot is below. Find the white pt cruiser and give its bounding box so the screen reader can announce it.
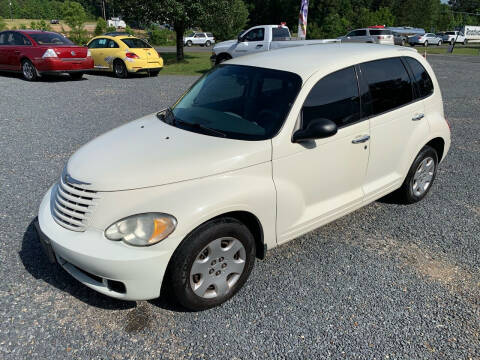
[37,44,450,310]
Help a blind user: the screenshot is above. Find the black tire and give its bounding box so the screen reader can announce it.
[186,40,192,47]
[437,40,442,46]
[424,40,428,47]
[149,70,160,77]
[113,59,128,78]
[205,40,211,47]
[394,145,438,204]
[21,59,39,81]
[69,72,83,80]
[401,39,405,46]
[450,39,455,45]
[168,217,256,311]
[463,39,467,45]
[410,43,415,47]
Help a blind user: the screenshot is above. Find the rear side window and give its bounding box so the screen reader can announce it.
[13,33,32,45]
[405,57,434,98]
[106,39,119,48]
[0,32,7,45]
[303,66,361,128]
[348,29,367,36]
[370,29,392,35]
[29,32,73,45]
[121,38,152,48]
[272,27,290,40]
[361,58,412,116]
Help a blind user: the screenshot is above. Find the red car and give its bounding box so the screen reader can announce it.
[0,30,94,81]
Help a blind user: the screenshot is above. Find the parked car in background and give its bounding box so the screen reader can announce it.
[50,19,60,25]
[36,43,450,311]
[87,33,163,78]
[409,33,442,47]
[443,31,465,45]
[339,28,394,45]
[0,30,93,80]
[211,24,338,65]
[183,32,215,47]
[393,32,407,46]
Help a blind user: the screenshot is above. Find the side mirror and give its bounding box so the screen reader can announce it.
[237,35,244,42]
[292,118,337,143]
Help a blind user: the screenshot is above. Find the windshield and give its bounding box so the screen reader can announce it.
[164,65,302,140]
[120,38,151,48]
[30,32,73,45]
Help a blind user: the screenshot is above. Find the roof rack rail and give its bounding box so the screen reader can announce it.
[103,32,133,37]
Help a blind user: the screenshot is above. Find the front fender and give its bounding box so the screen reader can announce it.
[87,162,277,255]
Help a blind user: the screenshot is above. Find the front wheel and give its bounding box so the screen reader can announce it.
[168,217,256,311]
[186,40,192,47]
[22,59,39,81]
[437,40,442,46]
[463,39,467,45]
[394,146,438,204]
[113,59,128,78]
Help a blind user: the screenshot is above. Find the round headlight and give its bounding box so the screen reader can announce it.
[105,213,177,246]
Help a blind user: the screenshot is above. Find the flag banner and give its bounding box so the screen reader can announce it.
[297,0,309,39]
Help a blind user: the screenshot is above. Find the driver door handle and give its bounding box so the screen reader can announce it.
[412,113,425,121]
[352,135,370,144]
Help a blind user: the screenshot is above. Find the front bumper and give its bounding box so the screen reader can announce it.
[37,187,173,301]
[210,54,217,66]
[33,57,94,73]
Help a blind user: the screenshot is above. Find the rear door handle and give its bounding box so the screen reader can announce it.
[14,50,20,54]
[412,113,425,121]
[256,44,263,48]
[352,135,370,144]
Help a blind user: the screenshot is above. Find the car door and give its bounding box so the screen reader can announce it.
[0,32,8,70]
[0,32,16,70]
[88,38,109,69]
[359,57,429,202]
[234,27,268,55]
[9,32,32,71]
[273,66,371,244]
[103,39,120,69]
[195,33,206,45]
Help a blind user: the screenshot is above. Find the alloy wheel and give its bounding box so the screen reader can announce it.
[22,61,36,80]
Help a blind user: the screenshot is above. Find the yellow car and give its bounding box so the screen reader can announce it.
[87,33,163,78]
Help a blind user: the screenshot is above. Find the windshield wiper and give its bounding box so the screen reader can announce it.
[158,107,227,138]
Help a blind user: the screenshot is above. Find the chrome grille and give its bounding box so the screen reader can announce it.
[52,175,99,232]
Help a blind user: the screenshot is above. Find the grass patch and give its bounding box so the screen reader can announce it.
[159,52,212,76]
[4,19,97,32]
[414,45,480,56]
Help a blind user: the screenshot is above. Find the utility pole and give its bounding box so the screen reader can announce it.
[9,1,13,21]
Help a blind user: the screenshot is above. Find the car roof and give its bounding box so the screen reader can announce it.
[227,43,418,81]
[11,30,60,35]
[90,34,138,41]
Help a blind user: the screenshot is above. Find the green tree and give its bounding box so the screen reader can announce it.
[114,0,248,61]
[201,0,248,40]
[62,1,88,44]
[94,16,107,35]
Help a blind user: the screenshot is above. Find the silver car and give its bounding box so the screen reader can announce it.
[339,28,394,45]
[408,33,442,47]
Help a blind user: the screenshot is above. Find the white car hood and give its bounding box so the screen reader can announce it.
[66,114,271,191]
[214,39,238,51]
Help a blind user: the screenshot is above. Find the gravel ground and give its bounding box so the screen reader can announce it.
[0,57,479,359]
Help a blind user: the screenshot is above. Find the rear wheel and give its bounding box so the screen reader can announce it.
[186,40,192,47]
[401,39,405,46]
[149,70,160,77]
[394,145,438,204]
[463,39,467,45]
[205,40,211,47]
[69,72,83,80]
[113,59,128,78]
[168,217,256,311]
[437,40,442,46]
[21,59,39,81]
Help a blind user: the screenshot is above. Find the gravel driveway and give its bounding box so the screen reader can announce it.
[0,58,479,359]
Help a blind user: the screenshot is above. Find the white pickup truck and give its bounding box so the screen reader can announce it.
[211,25,338,65]
[443,26,480,45]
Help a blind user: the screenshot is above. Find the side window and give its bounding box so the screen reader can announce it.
[97,38,108,48]
[107,39,119,48]
[198,33,206,38]
[405,57,434,98]
[355,30,367,36]
[0,32,7,45]
[360,57,413,116]
[88,39,99,48]
[13,33,31,46]
[244,28,265,42]
[6,32,15,45]
[302,66,361,128]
